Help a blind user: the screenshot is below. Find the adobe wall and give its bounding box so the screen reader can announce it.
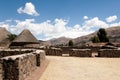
[98,49,120,57]
[0,49,46,80]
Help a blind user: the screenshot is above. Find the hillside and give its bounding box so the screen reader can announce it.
[42,37,72,46]
[44,26,120,46]
[106,26,120,42]
[0,27,11,47]
[73,26,120,46]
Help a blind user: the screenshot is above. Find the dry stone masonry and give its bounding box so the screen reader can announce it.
[0,49,34,58]
[45,47,120,57]
[0,49,45,80]
[45,48,62,56]
[69,49,92,57]
[98,49,120,57]
[45,48,92,57]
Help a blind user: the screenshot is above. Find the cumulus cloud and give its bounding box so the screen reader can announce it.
[1,16,120,40]
[83,17,109,30]
[0,21,10,30]
[106,15,117,22]
[1,18,93,40]
[17,2,39,16]
[83,16,89,19]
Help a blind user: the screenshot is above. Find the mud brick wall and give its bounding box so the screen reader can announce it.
[45,48,62,56]
[69,49,92,57]
[98,49,120,57]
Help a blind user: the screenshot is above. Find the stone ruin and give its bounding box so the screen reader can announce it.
[45,47,92,57]
[0,45,119,80]
[45,46,120,57]
[69,49,92,57]
[0,49,45,80]
[98,49,120,57]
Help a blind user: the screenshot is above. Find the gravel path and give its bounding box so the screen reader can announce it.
[39,56,120,80]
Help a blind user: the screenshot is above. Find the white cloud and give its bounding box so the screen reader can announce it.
[1,15,120,40]
[17,2,39,16]
[5,18,92,40]
[83,16,89,19]
[106,15,117,22]
[83,17,109,30]
[0,22,9,30]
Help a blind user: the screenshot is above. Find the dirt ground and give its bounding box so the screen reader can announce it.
[39,56,120,80]
[25,59,49,80]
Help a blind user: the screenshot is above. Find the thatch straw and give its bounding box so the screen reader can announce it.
[12,29,39,43]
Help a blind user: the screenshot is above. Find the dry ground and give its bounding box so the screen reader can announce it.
[39,56,120,80]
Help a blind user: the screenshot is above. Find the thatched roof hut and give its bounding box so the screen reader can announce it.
[10,29,40,48]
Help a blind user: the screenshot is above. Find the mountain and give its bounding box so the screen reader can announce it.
[73,26,120,46]
[42,26,120,46]
[0,27,11,47]
[43,37,72,46]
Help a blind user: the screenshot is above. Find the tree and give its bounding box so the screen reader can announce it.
[7,34,17,41]
[97,28,109,42]
[68,40,74,47]
[91,36,100,43]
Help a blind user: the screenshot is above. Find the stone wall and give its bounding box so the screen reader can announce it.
[45,48,62,56]
[45,48,92,57]
[0,49,34,58]
[0,60,3,80]
[35,50,46,66]
[0,49,46,80]
[87,47,101,53]
[69,49,92,57]
[98,49,120,57]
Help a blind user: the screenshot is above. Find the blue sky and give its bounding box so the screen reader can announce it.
[0,0,120,40]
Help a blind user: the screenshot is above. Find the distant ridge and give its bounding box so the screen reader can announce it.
[43,26,120,46]
[0,27,11,41]
[0,27,11,47]
[42,37,72,46]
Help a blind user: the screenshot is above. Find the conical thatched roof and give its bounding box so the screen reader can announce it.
[12,29,39,43]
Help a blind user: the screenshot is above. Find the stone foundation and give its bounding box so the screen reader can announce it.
[98,49,120,57]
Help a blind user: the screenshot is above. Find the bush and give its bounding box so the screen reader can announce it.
[68,40,74,47]
[91,36,100,43]
[97,28,109,42]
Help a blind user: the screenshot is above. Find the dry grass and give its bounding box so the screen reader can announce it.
[39,56,120,80]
